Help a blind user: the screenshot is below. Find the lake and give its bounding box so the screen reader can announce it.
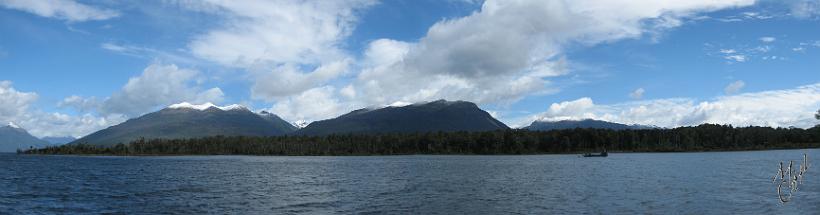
[1,149,818,214]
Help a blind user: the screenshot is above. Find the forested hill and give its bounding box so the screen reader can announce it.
[295,100,509,136]
[25,124,820,156]
[71,104,296,146]
[525,119,654,131]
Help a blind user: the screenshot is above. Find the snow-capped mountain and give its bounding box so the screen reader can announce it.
[0,122,51,152]
[70,102,297,146]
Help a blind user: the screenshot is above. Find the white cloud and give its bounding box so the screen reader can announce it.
[531,83,820,128]
[174,0,756,124]
[45,63,224,136]
[725,55,747,62]
[629,88,645,99]
[186,0,375,68]
[753,45,771,53]
[760,36,776,43]
[19,112,127,139]
[0,80,38,123]
[250,59,351,101]
[742,12,774,20]
[8,64,224,137]
[720,49,737,54]
[176,0,377,114]
[724,80,745,94]
[58,95,99,113]
[100,42,202,66]
[0,81,124,138]
[538,97,598,122]
[347,0,755,108]
[713,41,780,63]
[0,0,119,22]
[265,86,352,124]
[790,0,820,19]
[98,63,225,117]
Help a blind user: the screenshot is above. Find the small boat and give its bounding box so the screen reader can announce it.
[583,149,608,157]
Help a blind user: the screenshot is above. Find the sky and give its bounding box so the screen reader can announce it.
[1,0,819,138]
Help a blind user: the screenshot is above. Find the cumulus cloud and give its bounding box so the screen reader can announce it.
[264,86,352,125]
[0,81,124,138]
[46,63,224,136]
[724,80,746,94]
[346,0,755,108]
[0,0,119,22]
[530,83,820,128]
[173,0,756,124]
[186,0,374,67]
[629,88,645,99]
[250,59,351,101]
[97,63,225,117]
[58,95,99,113]
[19,112,127,138]
[0,81,38,123]
[176,0,376,116]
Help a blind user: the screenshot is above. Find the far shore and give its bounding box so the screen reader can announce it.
[16,145,819,157]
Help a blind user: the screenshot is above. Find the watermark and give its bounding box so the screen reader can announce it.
[772,153,809,203]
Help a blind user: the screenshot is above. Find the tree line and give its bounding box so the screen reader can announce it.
[23,124,820,156]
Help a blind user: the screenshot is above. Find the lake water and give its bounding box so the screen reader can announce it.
[1,149,818,214]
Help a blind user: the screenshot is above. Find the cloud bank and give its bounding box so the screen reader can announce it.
[530,83,820,129]
[0,81,125,138]
[243,0,756,123]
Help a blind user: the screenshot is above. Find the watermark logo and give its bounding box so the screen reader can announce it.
[772,153,809,203]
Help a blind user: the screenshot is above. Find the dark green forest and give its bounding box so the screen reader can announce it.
[23,124,820,156]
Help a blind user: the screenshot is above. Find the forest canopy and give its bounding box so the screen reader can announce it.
[23,124,820,156]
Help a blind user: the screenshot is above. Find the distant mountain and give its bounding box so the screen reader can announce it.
[0,122,51,152]
[41,136,76,145]
[296,100,509,136]
[259,111,298,133]
[524,119,656,131]
[71,103,297,146]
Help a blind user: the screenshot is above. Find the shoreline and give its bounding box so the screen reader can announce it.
[17,145,820,157]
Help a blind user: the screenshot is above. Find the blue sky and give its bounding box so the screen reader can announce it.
[0,0,819,138]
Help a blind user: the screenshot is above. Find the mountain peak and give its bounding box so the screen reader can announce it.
[73,103,296,146]
[292,120,309,128]
[0,122,49,152]
[167,102,247,111]
[378,99,468,109]
[297,99,508,136]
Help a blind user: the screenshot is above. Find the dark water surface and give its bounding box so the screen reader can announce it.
[1,149,818,214]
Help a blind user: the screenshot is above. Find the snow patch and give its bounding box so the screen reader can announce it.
[292,120,309,128]
[376,101,415,109]
[168,102,247,111]
[7,122,20,128]
[388,101,412,107]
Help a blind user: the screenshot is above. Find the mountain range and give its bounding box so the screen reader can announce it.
[41,136,77,145]
[524,119,656,131]
[70,103,297,146]
[27,100,664,148]
[0,122,51,152]
[296,100,509,136]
